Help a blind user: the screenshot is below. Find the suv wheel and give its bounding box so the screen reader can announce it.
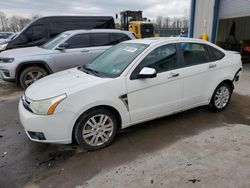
[209,83,232,112]
[19,66,47,89]
[74,108,118,151]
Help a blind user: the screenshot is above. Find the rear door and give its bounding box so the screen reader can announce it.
[84,32,133,62]
[88,33,113,60]
[178,42,222,109]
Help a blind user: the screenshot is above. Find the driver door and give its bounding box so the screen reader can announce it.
[53,34,96,71]
[126,43,183,124]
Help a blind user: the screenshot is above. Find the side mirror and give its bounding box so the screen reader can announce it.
[56,43,69,50]
[137,67,157,79]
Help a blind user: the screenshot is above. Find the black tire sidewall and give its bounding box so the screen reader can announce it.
[74,108,118,151]
[19,66,47,89]
[210,83,232,112]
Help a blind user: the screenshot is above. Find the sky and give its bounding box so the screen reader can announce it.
[0,0,190,21]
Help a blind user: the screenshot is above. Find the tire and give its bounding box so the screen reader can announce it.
[209,83,232,112]
[19,66,47,89]
[74,108,118,151]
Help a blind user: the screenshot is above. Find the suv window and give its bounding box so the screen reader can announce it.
[109,33,130,45]
[180,43,210,66]
[65,34,90,48]
[90,33,110,46]
[133,44,179,74]
[24,24,46,43]
[50,22,85,38]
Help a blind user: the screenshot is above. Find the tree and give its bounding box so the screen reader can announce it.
[153,16,189,29]
[9,16,20,32]
[0,11,8,31]
[156,16,163,28]
[163,17,170,28]
[19,18,31,30]
[0,12,40,32]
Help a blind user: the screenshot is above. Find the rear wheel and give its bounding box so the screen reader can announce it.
[19,66,47,89]
[74,108,118,151]
[209,83,232,112]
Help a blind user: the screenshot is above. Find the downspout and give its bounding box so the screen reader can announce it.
[189,0,196,38]
[211,0,220,43]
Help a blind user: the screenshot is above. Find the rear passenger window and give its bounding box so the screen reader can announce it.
[91,33,110,46]
[109,33,130,45]
[66,34,90,48]
[209,46,225,61]
[180,43,210,66]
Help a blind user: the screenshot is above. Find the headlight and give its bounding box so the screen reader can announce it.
[29,94,67,115]
[0,43,8,51]
[0,57,14,63]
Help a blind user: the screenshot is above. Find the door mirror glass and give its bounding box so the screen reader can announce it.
[138,67,157,79]
[56,43,69,50]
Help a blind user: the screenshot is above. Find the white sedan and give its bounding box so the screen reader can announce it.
[19,37,242,150]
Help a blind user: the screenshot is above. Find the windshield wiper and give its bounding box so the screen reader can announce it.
[82,65,100,75]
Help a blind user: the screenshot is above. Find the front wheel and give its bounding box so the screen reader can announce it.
[209,83,232,112]
[74,108,118,151]
[19,66,47,89]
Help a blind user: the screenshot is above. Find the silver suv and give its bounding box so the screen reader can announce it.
[0,29,135,89]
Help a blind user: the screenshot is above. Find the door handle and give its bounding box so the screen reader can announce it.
[81,49,89,53]
[168,73,179,78]
[208,64,217,69]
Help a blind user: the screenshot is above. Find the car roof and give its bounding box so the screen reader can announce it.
[123,37,212,45]
[63,29,133,35]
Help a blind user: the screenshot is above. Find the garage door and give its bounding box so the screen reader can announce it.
[219,0,250,19]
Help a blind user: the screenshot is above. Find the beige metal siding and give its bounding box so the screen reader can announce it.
[193,0,215,41]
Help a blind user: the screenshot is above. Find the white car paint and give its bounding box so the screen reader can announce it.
[19,37,242,144]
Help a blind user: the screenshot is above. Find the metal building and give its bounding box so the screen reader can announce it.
[189,0,250,62]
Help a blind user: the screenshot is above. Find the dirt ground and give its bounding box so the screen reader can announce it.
[0,64,249,188]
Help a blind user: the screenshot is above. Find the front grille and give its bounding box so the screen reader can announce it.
[22,95,33,113]
[141,24,154,38]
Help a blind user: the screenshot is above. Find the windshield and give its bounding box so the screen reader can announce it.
[8,33,17,39]
[83,43,148,78]
[41,33,70,49]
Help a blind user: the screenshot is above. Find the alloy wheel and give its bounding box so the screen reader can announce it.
[82,114,114,146]
[214,86,230,109]
[24,71,46,86]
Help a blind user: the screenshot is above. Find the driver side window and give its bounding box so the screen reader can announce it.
[133,44,179,75]
[65,34,90,49]
[23,24,46,43]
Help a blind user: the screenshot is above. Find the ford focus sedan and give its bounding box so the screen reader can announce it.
[19,38,242,150]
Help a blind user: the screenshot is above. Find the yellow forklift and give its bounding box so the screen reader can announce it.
[120,10,155,39]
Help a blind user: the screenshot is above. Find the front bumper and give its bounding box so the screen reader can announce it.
[19,100,75,144]
[0,63,16,81]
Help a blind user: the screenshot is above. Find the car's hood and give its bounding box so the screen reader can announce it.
[0,39,10,44]
[0,46,51,58]
[25,68,111,100]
